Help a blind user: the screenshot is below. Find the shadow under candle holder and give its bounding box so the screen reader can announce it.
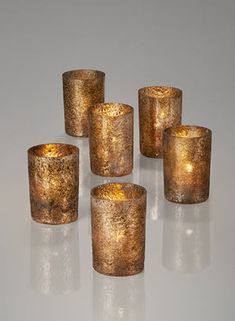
[93,272,145,321]
[162,202,210,273]
[30,221,80,295]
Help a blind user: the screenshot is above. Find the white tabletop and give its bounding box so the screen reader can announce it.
[1,0,234,320]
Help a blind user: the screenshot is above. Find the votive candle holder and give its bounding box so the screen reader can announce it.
[138,86,182,157]
[28,143,79,224]
[89,103,133,177]
[63,69,105,137]
[163,125,212,203]
[91,183,147,276]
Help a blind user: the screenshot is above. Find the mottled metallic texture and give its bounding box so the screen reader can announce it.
[89,103,133,177]
[138,86,182,158]
[63,69,105,137]
[163,125,212,203]
[91,183,147,276]
[28,143,79,224]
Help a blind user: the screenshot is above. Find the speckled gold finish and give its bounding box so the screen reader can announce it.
[63,69,105,137]
[89,103,133,177]
[138,86,182,158]
[28,143,79,224]
[163,125,212,203]
[91,183,147,276]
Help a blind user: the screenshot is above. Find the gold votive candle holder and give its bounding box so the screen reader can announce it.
[63,69,105,137]
[138,86,182,157]
[89,103,133,177]
[28,143,79,224]
[91,183,147,276]
[163,125,212,203]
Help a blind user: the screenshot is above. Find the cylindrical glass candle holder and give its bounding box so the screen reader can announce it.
[28,143,79,224]
[138,86,182,157]
[63,69,105,137]
[91,183,146,276]
[89,103,133,177]
[163,125,212,203]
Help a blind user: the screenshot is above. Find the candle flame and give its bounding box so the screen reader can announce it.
[185,163,193,173]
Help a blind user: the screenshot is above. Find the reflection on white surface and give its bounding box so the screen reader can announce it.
[30,221,79,295]
[162,203,210,273]
[138,155,164,221]
[78,139,90,197]
[93,272,145,321]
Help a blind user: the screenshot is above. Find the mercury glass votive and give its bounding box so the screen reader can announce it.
[91,183,147,276]
[89,103,133,177]
[138,86,182,157]
[28,143,79,224]
[63,69,105,137]
[163,125,212,203]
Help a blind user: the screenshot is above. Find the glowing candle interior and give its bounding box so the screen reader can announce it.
[185,162,193,173]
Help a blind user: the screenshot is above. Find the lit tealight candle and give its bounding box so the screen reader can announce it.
[163,125,212,203]
[185,162,193,173]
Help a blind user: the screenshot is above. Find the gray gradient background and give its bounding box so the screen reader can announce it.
[0,0,234,320]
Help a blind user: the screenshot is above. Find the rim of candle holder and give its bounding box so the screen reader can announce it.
[62,69,105,81]
[138,86,182,98]
[164,125,212,139]
[28,143,79,159]
[91,182,146,202]
[90,102,133,117]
